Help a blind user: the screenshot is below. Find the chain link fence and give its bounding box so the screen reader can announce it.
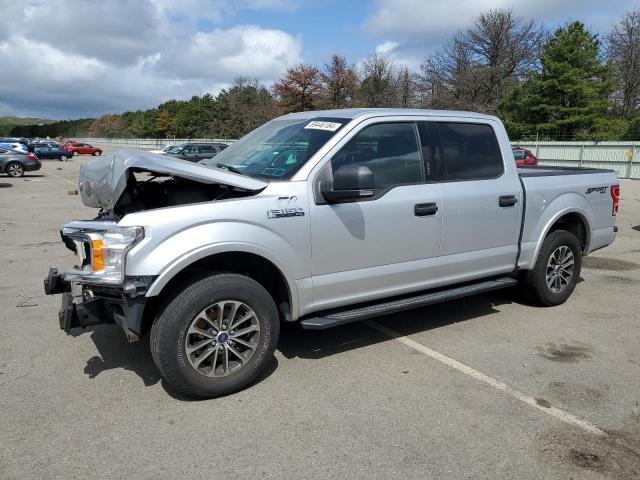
[70,138,640,179]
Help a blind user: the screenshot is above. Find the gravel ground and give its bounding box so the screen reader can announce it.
[1,147,639,479]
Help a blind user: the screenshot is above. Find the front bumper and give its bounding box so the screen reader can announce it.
[44,267,152,342]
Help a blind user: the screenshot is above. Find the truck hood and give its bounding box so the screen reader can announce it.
[79,148,268,210]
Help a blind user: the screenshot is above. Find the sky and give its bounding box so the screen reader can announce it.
[0,0,636,119]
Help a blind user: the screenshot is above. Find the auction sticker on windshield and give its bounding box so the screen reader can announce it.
[304,121,342,131]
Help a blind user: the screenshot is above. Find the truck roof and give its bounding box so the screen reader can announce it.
[281,108,499,122]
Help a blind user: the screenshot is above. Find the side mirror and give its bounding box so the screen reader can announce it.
[320,165,374,203]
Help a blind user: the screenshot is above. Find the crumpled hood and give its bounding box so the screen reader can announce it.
[79,148,268,210]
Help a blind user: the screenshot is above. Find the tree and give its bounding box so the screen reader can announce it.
[320,54,359,108]
[273,64,322,112]
[607,10,640,119]
[217,77,275,138]
[417,8,544,113]
[397,66,415,107]
[358,52,397,107]
[501,22,611,140]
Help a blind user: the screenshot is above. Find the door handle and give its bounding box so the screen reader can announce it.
[499,195,518,207]
[415,203,438,216]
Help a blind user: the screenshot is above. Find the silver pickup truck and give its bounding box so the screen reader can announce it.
[44,108,619,398]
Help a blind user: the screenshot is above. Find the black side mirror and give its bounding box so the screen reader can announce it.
[320,165,374,203]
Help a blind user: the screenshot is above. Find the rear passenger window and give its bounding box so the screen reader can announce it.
[331,122,424,192]
[435,123,503,180]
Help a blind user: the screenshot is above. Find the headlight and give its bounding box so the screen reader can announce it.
[63,224,144,284]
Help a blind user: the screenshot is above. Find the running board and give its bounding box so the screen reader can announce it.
[300,276,517,330]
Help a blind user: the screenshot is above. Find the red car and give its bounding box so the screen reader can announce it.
[64,141,102,156]
[512,147,538,166]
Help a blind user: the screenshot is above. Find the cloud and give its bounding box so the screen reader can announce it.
[0,0,302,118]
[363,0,639,69]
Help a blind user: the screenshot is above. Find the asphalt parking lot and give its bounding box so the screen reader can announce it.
[1,147,639,479]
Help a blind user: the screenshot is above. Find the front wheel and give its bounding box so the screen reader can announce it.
[60,155,68,161]
[93,151,101,156]
[520,229,581,306]
[150,273,280,398]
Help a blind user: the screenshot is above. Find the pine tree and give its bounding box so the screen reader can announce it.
[502,22,611,140]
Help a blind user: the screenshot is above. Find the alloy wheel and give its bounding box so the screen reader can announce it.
[546,245,574,294]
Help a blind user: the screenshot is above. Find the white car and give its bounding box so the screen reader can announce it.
[148,145,174,155]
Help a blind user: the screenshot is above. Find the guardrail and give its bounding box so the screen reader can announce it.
[69,138,640,179]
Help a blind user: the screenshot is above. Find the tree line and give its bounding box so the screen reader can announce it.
[8,8,640,141]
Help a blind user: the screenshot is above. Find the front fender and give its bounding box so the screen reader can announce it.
[519,192,593,270]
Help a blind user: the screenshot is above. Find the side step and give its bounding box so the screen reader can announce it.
[300,276,517,330]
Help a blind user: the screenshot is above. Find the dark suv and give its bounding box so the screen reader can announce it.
[170,143,227,162]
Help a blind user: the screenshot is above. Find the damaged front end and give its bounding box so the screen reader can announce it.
[44,149,267,341]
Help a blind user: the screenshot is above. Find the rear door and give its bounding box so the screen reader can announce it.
[309,120,443,311]
[435,121,522,285]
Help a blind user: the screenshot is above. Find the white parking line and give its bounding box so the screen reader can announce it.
[366,320,606,437]
[43,169,75,186]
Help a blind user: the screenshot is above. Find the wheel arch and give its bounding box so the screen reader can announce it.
[143,247,297,333]
[529,209,591,269]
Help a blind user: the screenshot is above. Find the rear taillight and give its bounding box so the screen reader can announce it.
[27,153,38,161]
[610,185,620,216]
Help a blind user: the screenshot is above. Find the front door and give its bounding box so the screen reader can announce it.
[309,121,443,311]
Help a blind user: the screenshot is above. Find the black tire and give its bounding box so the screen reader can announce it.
[93,150,101,156]
[521,229,581,306]
[72,150,79,156]
[60,155,68,161]
[150,273,280,399]
[6,162,24,177]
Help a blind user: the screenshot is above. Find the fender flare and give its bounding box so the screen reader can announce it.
[529,207,591,269]
[145,242,299,319]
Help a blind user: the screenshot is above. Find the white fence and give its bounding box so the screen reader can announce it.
[71,138,640,179]
[72,137,235,149]
[513,141,640,179]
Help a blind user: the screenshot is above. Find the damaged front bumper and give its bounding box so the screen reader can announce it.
[44,267,154,342]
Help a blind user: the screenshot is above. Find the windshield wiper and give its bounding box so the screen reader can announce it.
[216,163,245,175]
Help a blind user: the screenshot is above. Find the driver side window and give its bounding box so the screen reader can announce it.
[331,122,424,192]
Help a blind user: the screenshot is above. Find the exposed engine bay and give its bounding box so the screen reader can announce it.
[78,149,268,219]
[109,170,257,218]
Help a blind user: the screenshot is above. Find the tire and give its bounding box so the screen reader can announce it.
[72,150,79,156]
[93,150,101,156]
[521,229,581,306]
[60,155,68,162]
[6,162,24,177]
[150,273,280,399]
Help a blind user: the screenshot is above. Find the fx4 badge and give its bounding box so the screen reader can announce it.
[267,207,305,218]
[585,186,607,194]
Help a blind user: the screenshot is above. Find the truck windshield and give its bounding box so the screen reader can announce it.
[204,117,348,180]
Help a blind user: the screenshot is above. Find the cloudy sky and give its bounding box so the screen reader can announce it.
[0,0,636,119]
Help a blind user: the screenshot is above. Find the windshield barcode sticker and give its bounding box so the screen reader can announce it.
[304,121,342,132]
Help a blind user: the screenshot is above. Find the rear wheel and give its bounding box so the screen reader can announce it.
[6,162,24,177]
[521,229,581,306]
[93,151,101,156]
[150,273,280,398]
[72,150,78,156]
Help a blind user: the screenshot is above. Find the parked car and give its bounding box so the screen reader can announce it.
[170,143,226,162]
[0,141,27,152]
[0,147,41,177]
[64,142,102,156]
[44,109,619,398]
[512,147,538,166]
[34,145,72,161]
[148,145,175,154]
